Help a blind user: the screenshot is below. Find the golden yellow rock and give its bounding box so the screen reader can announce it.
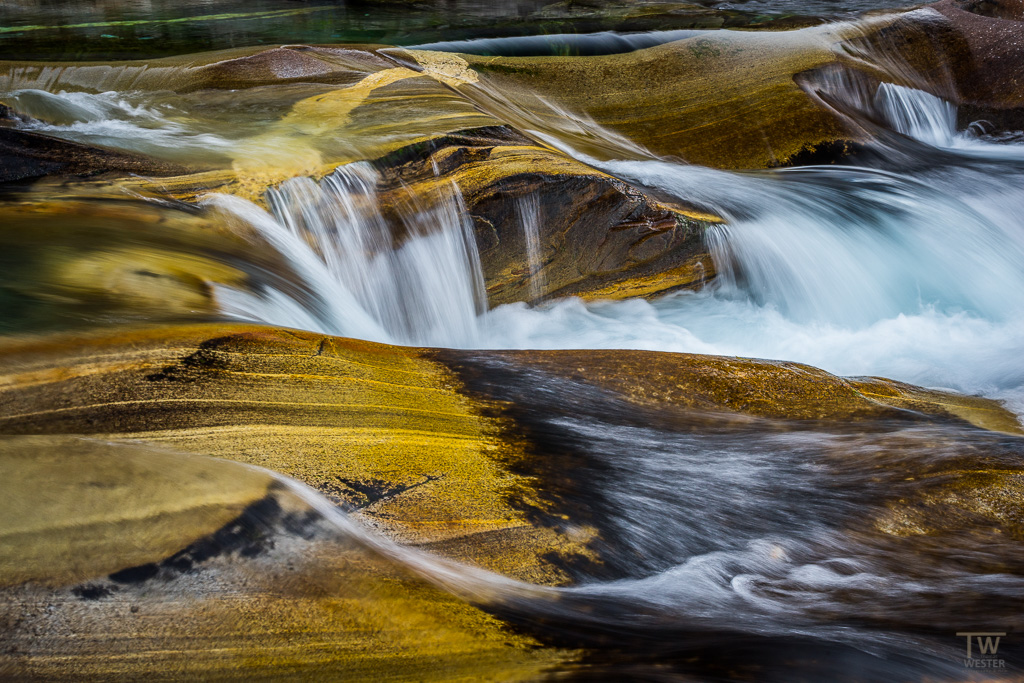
[851,376,1024,436]
[0,324,592,585]
[0,197,264,330]
[0,437,575,681]
[397,26,860,167]
[456,348,1023,431]
[0,323,1019,601]
[0,435,274,587]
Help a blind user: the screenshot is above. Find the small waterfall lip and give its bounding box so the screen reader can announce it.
[202,189,392,342]
[207,161,488,348]
[873,81,956,148]
[797,63,1024,165]
[516,192,545,302]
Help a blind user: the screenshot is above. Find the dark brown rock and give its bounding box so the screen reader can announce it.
[0,128,193,183]
[373,127,721,305]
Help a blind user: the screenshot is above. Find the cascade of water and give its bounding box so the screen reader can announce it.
[802,66,959,148]
[208,162,487,347]
[199,93,1024,412]
[516,193,545,301]
[474,123,1024,412]
[874,81,957,147]
[601,155,1024,326]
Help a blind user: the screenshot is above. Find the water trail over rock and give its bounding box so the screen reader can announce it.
[258,381,1024,677]
[516,193,545,302]
[208,162,487,347]
[202,85,1024,416]
[874,81,957,147]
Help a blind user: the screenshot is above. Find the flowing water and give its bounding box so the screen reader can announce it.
[3,16,1024,680]
[225,345,1024,677]
[168,77,1024,419]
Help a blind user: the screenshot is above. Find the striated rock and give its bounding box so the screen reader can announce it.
[0,435,274,587]
[0,324,594,584]
[1,0,1020,184]
[373,127,720,304]
[0,324,1019,559]
[430,347,1024,432]
[1,325,1023,675]
[0,439,572,681]
[395,28,859,168]
[849,375,1024,435]
[386,3,1023,166]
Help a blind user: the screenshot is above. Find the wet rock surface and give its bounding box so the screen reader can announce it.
[1,1,1023,679]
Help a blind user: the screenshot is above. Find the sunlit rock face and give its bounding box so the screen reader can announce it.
[1,0,1024,680]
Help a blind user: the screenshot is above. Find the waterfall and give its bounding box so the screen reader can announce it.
[180,74,1024,414]
[803,68,960,149]
[471,92,1024,413]
[516,193,545,301]
[207,162,487,347]
[874,82,957,147]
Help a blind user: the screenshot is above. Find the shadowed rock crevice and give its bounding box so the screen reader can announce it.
[144,334,239,382]
[93,488,322,588]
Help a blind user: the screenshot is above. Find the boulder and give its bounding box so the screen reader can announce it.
[373,127,720,304]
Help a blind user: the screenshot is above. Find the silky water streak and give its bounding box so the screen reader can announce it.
[207,162,488,348]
